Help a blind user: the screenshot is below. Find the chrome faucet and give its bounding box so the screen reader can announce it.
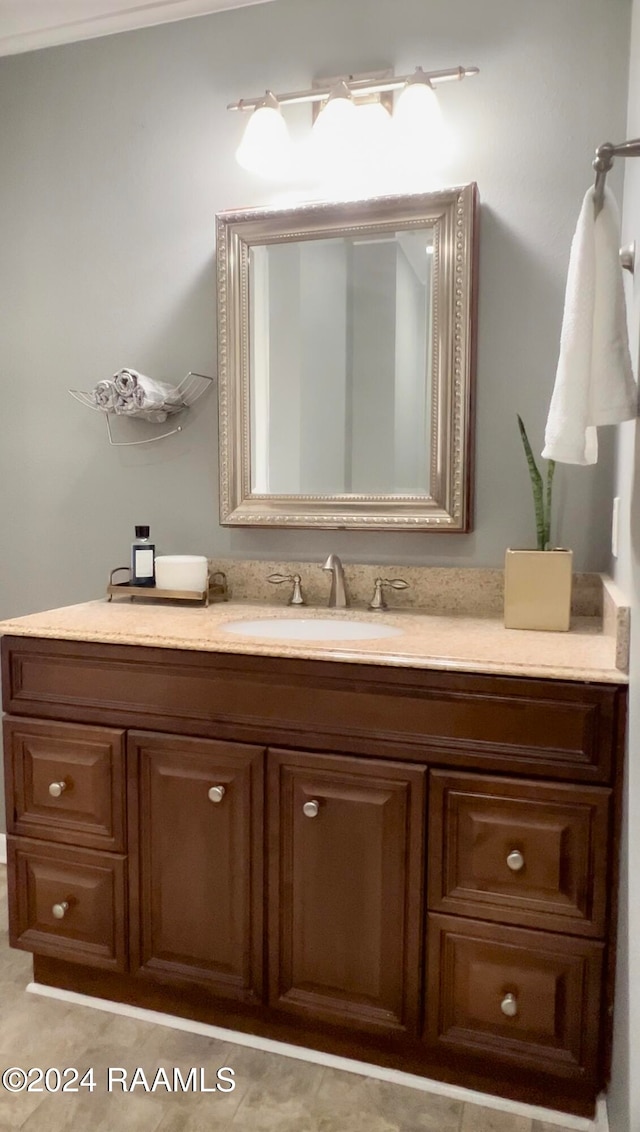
[322,554,348,608]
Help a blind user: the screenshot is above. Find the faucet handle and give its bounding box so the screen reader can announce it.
[268,573,305,606]
[368,577,409,611]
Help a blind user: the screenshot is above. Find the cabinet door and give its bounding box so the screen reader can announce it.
[268,748,426,1036]
[130,732,264,1003]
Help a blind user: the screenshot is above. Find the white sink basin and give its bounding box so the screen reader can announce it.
[221,616,404,642]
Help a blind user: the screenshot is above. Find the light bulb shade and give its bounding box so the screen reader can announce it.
[235,103,293,177]
[392,81,452,171]
[394,81,443,135]
[306,90,358,174]
[313,92,357,138]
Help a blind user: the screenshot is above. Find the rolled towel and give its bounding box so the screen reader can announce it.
[113,368,138,395]
[137,372,183,409]
[113,368,183,411]
[114,392,136,414]
[92,380,117,410]
[113,393,169,422]
[99,367,184,422]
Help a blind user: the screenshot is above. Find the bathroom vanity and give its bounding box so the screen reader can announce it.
[0,591,627,1118]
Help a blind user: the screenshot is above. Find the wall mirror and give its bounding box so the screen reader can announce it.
[216,184,478,529]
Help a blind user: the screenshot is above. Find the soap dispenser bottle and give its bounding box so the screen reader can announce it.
[131,525,155,586]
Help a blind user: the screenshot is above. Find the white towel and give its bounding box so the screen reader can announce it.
[91,379,117,410]
[113,368,183,410]
[542,186,637,465]
[113,368,139,395]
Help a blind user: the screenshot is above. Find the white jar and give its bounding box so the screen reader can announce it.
[154,555,208,593]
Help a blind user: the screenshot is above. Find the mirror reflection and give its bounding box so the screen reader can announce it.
[216,185,478,530]
[249,231,433,496]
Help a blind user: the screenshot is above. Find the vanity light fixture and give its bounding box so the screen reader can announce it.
[228,64,479,180]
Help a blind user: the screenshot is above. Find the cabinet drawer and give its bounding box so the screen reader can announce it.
[428,771,610,936]
[425,914,603,1079]
[4,717,126,851]
[8,836,127,972]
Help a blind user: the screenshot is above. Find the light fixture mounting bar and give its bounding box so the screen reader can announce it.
[227,65,479,112]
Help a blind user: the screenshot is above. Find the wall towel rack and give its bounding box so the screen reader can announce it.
[69,371,213,446]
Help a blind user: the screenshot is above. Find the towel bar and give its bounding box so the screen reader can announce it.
[593,138,640,217]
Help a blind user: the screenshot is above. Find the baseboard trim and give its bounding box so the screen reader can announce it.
[27,979,605,1129]
[0,834,6,864]
[595,1096,609,1132]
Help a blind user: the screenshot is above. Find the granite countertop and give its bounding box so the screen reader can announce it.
[0,589,628,684]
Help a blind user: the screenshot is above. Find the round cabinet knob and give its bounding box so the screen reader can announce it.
[303,800,319,818]
[500,992,518,1018]
[506,849,525,872]
[52,901,69,920]
[48,781,67,798]
[208,785,226,804]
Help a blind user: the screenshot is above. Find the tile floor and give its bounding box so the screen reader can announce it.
[0,866,586,1131]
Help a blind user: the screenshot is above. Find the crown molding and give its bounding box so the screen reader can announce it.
[0,0,276,58]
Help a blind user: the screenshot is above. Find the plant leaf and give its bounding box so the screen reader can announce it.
[544,458,556,549]
[517,415,546,551]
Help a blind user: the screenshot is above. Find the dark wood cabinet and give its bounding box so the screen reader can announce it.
[268,748,425,1035]
[130,731,264,1002]
[0,634,627,1118]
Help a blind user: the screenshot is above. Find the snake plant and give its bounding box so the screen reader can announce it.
[517,415,556,551]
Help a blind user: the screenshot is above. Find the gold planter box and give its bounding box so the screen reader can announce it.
[504,549,573,632]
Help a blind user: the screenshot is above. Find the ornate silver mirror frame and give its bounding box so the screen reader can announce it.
[216,184,478,530]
